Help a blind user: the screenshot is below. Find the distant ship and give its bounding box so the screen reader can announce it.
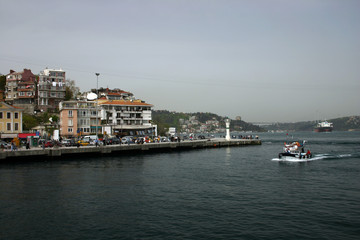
[315,121,333,132]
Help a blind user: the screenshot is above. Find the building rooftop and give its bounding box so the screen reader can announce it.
[100,100,153,107]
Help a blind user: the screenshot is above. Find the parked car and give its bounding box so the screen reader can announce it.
[44,141,54,148]
[77,140,89,146]
[121,136,134,144]
[0,140,10,149]
[160,137,170,142]
[61,139,76,147]
[198,135,206,139]
[106,137,121,145]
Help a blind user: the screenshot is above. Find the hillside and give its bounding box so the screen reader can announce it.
[264,116,360,132]
[152,110,266,135]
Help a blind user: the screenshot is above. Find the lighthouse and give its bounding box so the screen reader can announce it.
[225,118,231,141]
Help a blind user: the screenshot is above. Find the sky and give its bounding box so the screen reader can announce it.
[1,0,359,123]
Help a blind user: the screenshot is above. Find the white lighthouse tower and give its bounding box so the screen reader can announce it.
[225,118,231,141]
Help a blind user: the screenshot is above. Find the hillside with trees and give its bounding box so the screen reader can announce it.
[152,110,266,135]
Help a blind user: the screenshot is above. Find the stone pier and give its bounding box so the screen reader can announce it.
[0,138,261,162]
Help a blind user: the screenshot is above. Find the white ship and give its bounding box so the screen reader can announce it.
[315,121,333,132]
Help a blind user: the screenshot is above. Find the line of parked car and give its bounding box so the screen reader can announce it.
[0,135,176,150]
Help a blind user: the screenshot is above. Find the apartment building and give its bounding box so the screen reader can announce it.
[99,99,156,137]
[59,100,100,138]
[38,68,66,112]
[5,69,37,113]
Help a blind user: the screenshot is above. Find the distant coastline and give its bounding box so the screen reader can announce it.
[153,111,360,133]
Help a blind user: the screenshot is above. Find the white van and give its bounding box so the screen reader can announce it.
[83,135,98,143]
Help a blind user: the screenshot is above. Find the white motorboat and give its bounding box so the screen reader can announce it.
[278,141,312,160]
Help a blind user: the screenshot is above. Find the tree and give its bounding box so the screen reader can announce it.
[65,86,73,100]
[22,113,40,131]
[0,75,6,92]
[65,79,80,100]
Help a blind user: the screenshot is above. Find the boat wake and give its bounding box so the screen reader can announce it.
[271,157,318,162]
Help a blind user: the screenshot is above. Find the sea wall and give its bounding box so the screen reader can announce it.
[0,139,261,162]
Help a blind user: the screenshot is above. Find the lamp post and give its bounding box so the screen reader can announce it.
[95,73,100,140]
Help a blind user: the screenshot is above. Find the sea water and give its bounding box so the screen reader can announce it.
[0,131,359,239]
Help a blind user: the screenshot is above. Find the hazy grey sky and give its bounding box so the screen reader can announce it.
[1,0,359,122]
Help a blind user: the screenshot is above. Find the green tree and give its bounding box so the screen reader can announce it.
[65,79,80,100]
[22,113,40,131]
[50,115,59,123]
[64,86,73,100]
[0,75,6,92]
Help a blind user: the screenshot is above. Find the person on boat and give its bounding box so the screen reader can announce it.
[306,150,312,158]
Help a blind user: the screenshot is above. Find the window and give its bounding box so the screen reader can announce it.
[0,112,2,119]
[68,119,73,126]
[14,123,19,131]
[7,112,11,119]
[7,123,11,131]
[68,128,73,133]
[15,112,18,119]
[68,110,73,117]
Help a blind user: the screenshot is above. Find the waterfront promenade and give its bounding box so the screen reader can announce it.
[0,138,261,161]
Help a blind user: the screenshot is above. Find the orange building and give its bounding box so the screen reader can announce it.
[59,100,100,138]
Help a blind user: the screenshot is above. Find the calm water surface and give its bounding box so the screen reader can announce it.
[1,132,359,239]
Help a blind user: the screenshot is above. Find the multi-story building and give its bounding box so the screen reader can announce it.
[38,68,66,112]
[5,69,37,113]
[0,101,23,139]
[59,100,100,138]
[99,99,156,137]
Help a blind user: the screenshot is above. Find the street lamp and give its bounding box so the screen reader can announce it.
[95,73,100,140]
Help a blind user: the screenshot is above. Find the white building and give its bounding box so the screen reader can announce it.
[99,99,156,136]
